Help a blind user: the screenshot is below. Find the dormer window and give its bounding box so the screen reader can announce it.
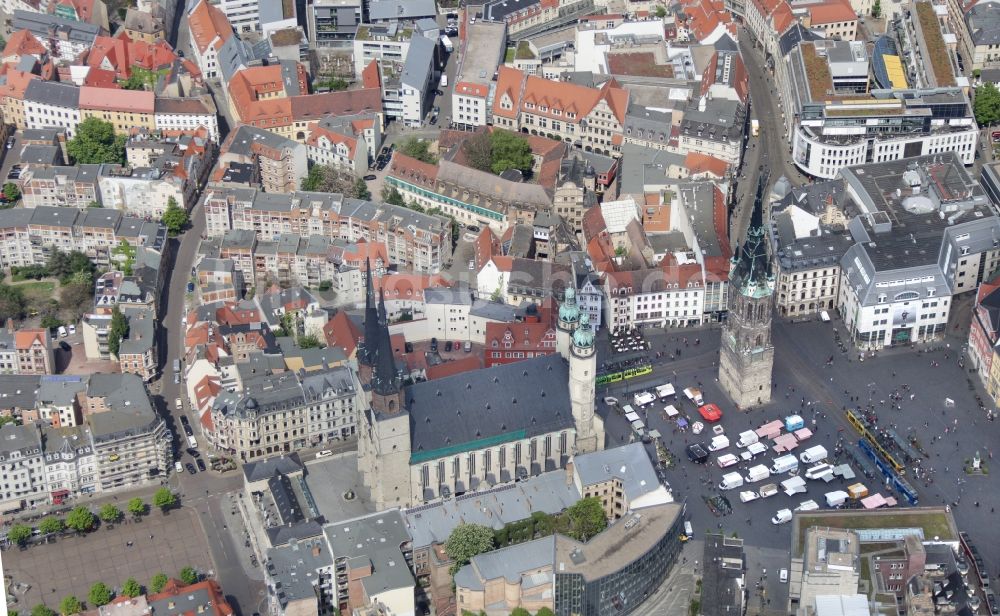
[540,105,547,112]
[553,108,561,116]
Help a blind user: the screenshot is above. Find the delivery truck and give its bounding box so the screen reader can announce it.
[758,483,779,498]
[739,490,759,503]
[784,414,805,431]
[717,453,739,468]
[633,392,655,407]
[745,464,771,484]
[719,471,744,490]
[709,435,730,451]
[440,35,453,52]
[655,383,676,399]
[751,118,760,137]
[771,508,792,524]
[737,430,759,448]
[683,387,704,405]
[799,445,829,464]
[746,442,768,458]
[771,454,799,474]
[825,490,849,507]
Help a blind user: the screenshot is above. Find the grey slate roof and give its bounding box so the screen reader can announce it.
[86,374,161,441]
[967,1,1000,47]
[42,425,92,463]
[572,442,663,502]
[13,10,100,45]
[401,33,435,89]
[468,299,516,321]
[700,535,746,616]
[266,535,333,609]
[23,80,81,108]
[616,143,685,195]
[680,98,745,144]
[0,423,42,460]
[0,375,41,410]
[37,375,87,408]
[243,452,304,482]
[322,510,415,596]
[402,353,575,460]
[424,287,474,305]
[454,535,555,591]
[778,23,822,57]
[225,125,299,157]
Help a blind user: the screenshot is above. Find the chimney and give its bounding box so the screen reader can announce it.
[312,545,321,557]
[565,460,575,486]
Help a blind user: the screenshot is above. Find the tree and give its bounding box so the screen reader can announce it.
[0,415,16,427]
[398,137,436,164]
[32,605,55,616]
[107,306,129,357]
[462,131,493,173]
[3,182,21,201]
[41,315,64,330]
[162,197,188,236]
[301,164,325,191]
[99,504,123,524]
[352,177,371,200]
[871,0,881,17]
[60,281,94,320]
[297,334,321,349]
[317,77,349,91]
[0,284,26,322]
[88,582,112,607]
[87,200,102,208]
[535,608,555,616]
[153,487,177,511]
[509,609,530,616]
[66,506,96,533]
[111,239,136,275]
[179,567,199,585]
[564,497,607,542]
[127,497,146,518]
[489,130,533,176]
[445,523,495,574]
[39,516,65,535]
[8,523,32,545]
[975,83,1000,127]
[149,573,169,594]
[121,578,142,598]
[58,596,82,615]
[654,4,667,17]
[382,186,406,206]
[66,117,126,165]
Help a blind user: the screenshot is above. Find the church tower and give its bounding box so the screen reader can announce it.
[718,172,775,409]
[358,258,380,385]
[569,312,604,454]
[556,287,580,359]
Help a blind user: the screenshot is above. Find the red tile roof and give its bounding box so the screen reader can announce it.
[79,86,155,113]
[492,66,525,121]
[188,0,233,55]
[808,0,856,24]
[323,311,361,357]
[2,30,46,59]
[684,152,729,178]
[484,321,557,353]
[388,152,440,185]
[361,59,381,89]
[425,355,483,380]
[14,329,47,350]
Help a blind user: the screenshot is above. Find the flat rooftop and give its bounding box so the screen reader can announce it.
[791,507,957,558]
[554,502,681,581]
[456,21,506,87]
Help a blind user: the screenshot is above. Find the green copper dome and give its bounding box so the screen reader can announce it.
[573,312,594,348]
[559,287,580,323]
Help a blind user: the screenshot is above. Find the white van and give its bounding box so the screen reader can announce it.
[795,499,820,512]
[709,435,730,452]
[771,508,793,524]
[746,442,768,458]
[315,450,333,459]
[739,490,759,503]
[805,463,835,480]
[655,383,676,399]
[683,520,693,538]
[719,471,744,490]
[745,464,770,483]
[758,483,779,498]
[737,430,759,448]
[771,454,798,474]
[825,490,849,507]
[716,453,739,468]
[799,445,829,464]
[57,325,67,338]
[633,392,655,407]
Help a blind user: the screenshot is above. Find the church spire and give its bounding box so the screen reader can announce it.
[361,258,380,366]
[370,289,399,396]
[730,170,773,297]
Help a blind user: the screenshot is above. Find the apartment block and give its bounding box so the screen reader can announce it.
[218,125,308,194]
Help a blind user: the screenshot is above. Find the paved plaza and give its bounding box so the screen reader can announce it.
[5,507,213,611]
[598,313,1000,577]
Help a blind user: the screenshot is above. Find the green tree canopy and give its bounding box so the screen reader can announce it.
[179,567,199,585]
[0,284,26,322]
[565,497,607,542]
[107,306,129,358]
[382,186,406,206]
[153,487,177,511]
[535,608,555,616]
[509,608,530,616]
[353,177,371,200]
[121,578,142,598]
[445,523,495,574]
[872,0,881,17]
[88,582,112,607]
[4,182,21,201]
[162,197,188,236]
[8,523,32,545]
[488,130,533,176]
[127,497,146,518]
[39,516,65,535]
[149,573,169,594]
[60,280,94,321]
[297,334,321,349]
[32,605,55,616]
[66,117,126,165]
[58,596,82,615]
[975,83,1000,126]
[462,131,493,173]
[66,506,96,533]
[99,504,123,524]
[398,137,436,164]
[654,4,667,16]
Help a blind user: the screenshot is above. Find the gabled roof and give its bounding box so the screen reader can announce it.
[2,29,46,60]
[187,0,233,55]
[807,0,856,24]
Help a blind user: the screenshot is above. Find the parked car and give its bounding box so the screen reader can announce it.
[780,569,788,583]
[5,136,14,149]
[363,174,376,181]
[196,459,206,472]
[187,448,199,458]
[174,461,183,473]
[67,324,76,335]
[183,424,193,437]
[185,463,197,474]
[445,341,453,352]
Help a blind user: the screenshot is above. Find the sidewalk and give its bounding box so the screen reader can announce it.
[3,477,181,526]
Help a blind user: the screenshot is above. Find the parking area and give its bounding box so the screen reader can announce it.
[5,507,213,611]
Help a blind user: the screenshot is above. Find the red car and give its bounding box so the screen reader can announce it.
[698,403,723,422]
